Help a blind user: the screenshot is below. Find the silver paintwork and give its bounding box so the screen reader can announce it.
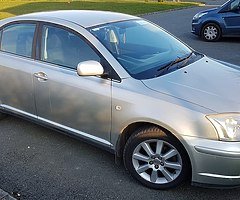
[199,173,240,179]
[194,146,240,157]
[1,10,240,188]
[33,61,112,143]
[132,139,182,184]
[1,104,112,147]
[0,10,139,28]
[0,53,36,115]
[77,61,104,76]
[182,135,240,186]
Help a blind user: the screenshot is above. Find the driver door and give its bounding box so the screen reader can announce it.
[222,0,240,35]
[33,24,112,146]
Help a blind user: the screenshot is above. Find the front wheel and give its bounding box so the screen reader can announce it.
[123,126,189,189]
[201,23,221,42]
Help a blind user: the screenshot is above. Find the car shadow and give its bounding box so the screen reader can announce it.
[185,32,240,43]
[220,37,240,43]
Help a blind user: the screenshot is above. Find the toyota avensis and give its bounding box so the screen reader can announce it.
[192,0,240,41]
[1,10,240,189]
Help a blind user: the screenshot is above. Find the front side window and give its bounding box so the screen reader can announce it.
[90,20,194,79]
[230,0,240,10]
[0,23,36,58]
[41,25,100,69]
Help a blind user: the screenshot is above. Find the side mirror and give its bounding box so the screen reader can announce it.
[77,60,104,76]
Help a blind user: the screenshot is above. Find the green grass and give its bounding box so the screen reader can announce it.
[0,0,200,19]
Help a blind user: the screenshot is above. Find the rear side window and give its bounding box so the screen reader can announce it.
[0,23,36,58]
[41,25,100,69]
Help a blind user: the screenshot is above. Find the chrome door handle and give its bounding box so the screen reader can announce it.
[34,72,48,81]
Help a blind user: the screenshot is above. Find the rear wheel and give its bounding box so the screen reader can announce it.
[201,23,221,42]
[123,126,189,189]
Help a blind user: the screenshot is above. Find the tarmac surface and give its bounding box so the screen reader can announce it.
[143,0,240,66]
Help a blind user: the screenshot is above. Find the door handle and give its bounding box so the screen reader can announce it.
[34,72,48,81]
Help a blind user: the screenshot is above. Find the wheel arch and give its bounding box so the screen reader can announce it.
[115,121,192,178]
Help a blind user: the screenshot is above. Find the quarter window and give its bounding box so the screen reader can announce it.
[0,23,36,58]
[41,25,100,69]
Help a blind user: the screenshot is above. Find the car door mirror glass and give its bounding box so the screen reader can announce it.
[77,60,104,76]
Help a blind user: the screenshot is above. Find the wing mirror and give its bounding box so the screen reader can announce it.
[77,60,104,76]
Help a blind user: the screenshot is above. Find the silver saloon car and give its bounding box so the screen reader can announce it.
[1,10,240,189]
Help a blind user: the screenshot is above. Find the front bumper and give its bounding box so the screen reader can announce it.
[191,19,202,36]
[183,135,240,188]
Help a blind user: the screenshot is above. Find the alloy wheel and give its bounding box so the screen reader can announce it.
[132,139,182,184]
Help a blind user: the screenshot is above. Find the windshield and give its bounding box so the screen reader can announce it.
[89,20,192,79]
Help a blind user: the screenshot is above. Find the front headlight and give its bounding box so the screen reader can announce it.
[193,12,208,20]
[206,113,240,141]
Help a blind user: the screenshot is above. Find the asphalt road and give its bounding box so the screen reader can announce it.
[1,2,240,200]
[144,2,240,66]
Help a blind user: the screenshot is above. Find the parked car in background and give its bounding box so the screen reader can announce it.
[1,10,240,190]
[192,0,240,41]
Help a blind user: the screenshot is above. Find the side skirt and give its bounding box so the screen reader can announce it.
[0,104,115,154]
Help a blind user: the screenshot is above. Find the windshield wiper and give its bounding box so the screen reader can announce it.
[156,52,193,76]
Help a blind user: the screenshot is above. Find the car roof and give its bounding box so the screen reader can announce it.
[12,10,139,28]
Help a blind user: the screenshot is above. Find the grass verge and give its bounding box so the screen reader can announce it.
[0,0,200,19]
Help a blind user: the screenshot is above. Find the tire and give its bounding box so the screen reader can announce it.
[201,23,221,42]
[123,126,190,189]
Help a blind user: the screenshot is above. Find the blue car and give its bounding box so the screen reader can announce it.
[192,0,240,41]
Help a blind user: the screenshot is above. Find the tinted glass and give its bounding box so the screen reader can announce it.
[90,20,192,79]
[1,24,36,58]
[41,25,100,69]
[230,0,240,10]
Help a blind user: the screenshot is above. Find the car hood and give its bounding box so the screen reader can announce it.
[142,57,240,113]
[202,8,219,13]
[197,7,219,16]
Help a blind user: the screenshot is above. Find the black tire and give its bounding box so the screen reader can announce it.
[201,23,221,42]
[123,126,190,189]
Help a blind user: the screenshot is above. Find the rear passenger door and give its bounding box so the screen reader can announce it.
[33,24,112,146]
[0,22,37,116]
